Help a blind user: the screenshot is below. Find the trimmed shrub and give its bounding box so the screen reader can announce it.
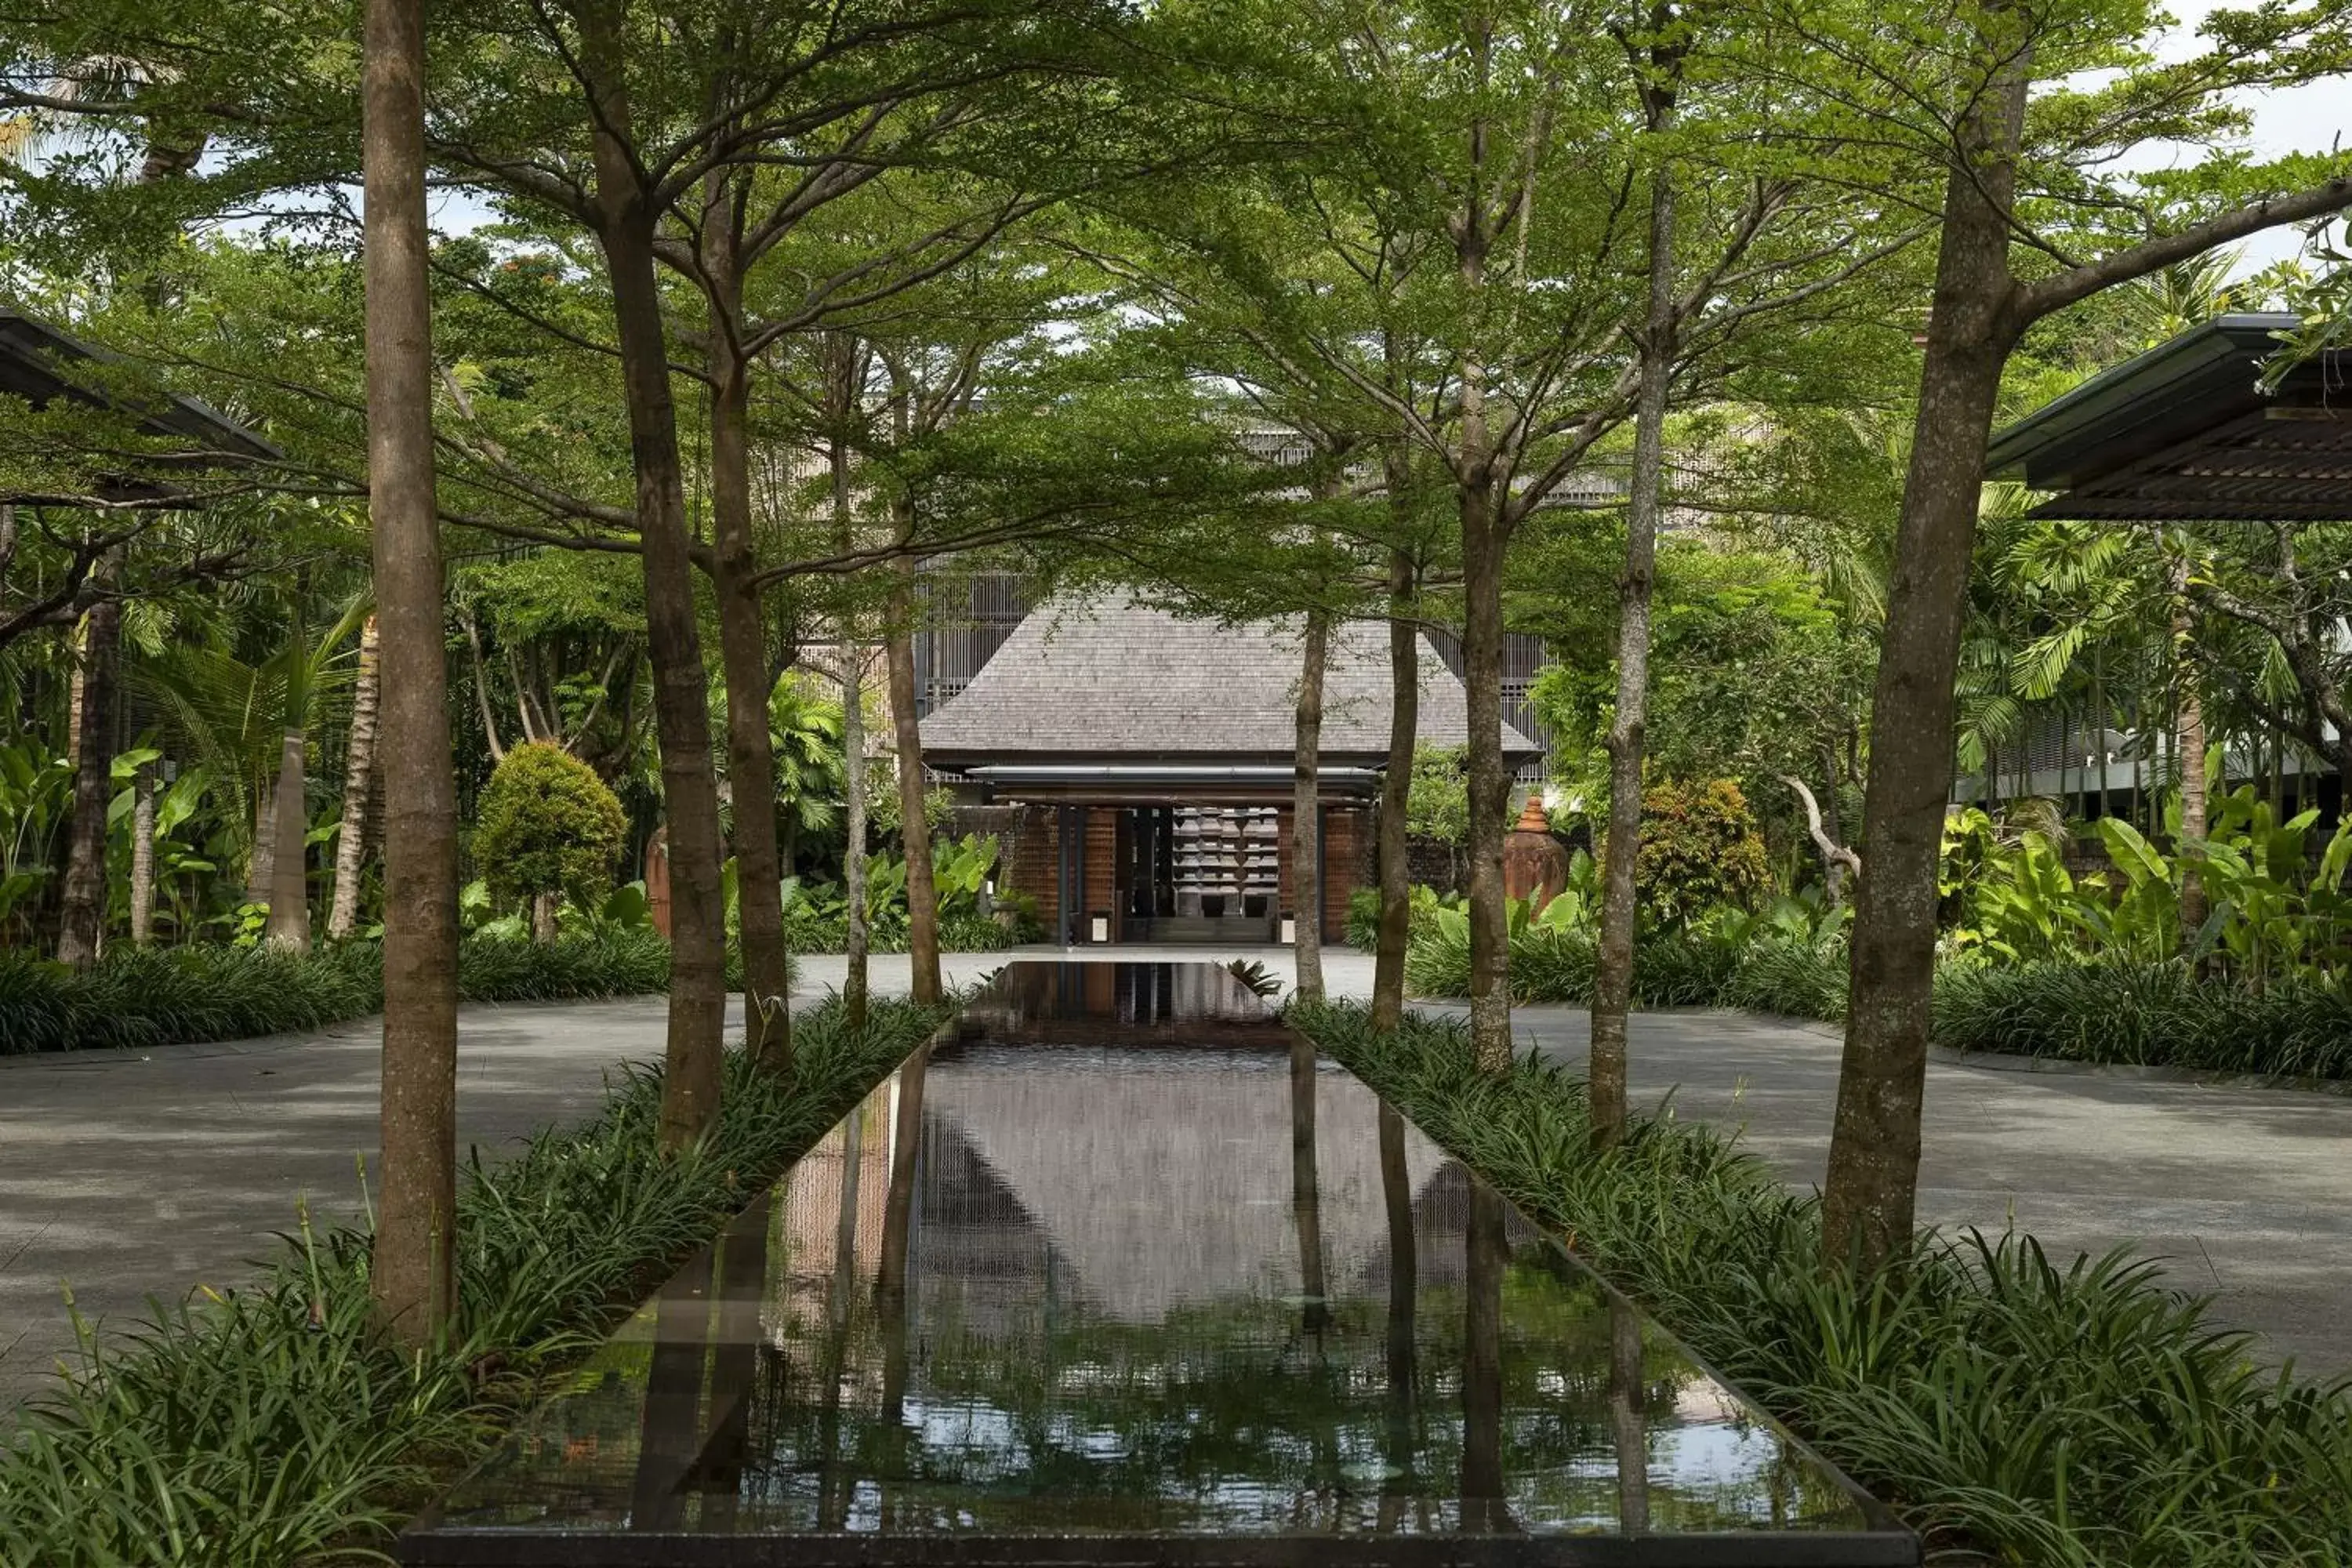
[471,743,629,921]
[779,907,1029,956]
[459,927,673,1002]
[1626,777,1771,924]
[1405,919,1846,1021]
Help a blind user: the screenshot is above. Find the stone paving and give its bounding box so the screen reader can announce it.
[5,942,2347,1410]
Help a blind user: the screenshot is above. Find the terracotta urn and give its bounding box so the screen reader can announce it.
[1501,793,1569,913]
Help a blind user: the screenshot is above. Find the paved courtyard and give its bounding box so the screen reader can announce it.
[5,943,2347,1410]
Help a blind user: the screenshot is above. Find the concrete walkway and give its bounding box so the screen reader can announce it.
[0,996,678,1409]
[1479,1005,2352,1380]
[5,943,2347,1411]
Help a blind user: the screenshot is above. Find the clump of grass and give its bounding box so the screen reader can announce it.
[0,994,948,1566]
[1406,922,1846,1021]
[1932,960,2352,1080]
[778,909,1029,956]
[0,931,688,1057]
[459,927,674,1003]
[1292,1000,2352,1566]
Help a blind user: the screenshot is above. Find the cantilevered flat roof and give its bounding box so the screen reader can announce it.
[0,309,280,506]
[1986,313,2350,521]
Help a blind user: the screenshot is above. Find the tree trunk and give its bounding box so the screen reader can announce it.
[1377,1100,1417,1530]
[1822,40,2029,1273]
[830,394,872,1033]
[54,591,120,969]
[364,0,461,1352]
[1288,1036,1330,1334]
[1453,162,1512,1073]
[840,638,871,1033]
[887,552,942,1007]
[583,8,729,1148]
[249,775,276,907]
[129,759,156,946]
[328,615,381,940]
[266,724,310,949]
[703,216,793,1072]
[532,891,558,943]
[1609,1294,1651,1534]
[1460,477,1513,1073]
[1370,546,1419,1032]
[1817,739,1848,905]
[2169,550,2207,945]
[1291,606,1329,1002]
[1590,140,1675,1154]
[1459,1182,1508,1527]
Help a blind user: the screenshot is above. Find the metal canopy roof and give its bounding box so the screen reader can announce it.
[0,308,280,506]
[1985,313,2351,522]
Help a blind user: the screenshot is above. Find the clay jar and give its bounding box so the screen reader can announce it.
[1501,793,1569,915]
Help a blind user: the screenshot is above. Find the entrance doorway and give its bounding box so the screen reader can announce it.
[1116,805,1279,942]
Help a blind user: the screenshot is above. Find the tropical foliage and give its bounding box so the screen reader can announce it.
[0,931,676,1055]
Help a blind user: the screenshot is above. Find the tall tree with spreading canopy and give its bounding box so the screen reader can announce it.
[1765,0,2352,1270]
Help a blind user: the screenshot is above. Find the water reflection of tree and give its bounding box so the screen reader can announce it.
[1609,1293,1650,1536]
[1459,1183,1515,1533]
[1290,1038,1331,1338]
[1377,1103,1422,1534]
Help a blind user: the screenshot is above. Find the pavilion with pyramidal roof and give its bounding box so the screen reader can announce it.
[918,595,1537,946]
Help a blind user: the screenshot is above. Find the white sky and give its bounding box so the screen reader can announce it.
[2138,0,2350,270]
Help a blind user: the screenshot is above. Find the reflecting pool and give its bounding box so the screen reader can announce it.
[401,961,1915,1566]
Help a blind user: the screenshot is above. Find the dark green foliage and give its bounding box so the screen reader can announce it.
[1404,744,1470,844]
[0,930,677,1055]
[1523,543,1872,862]
[471,742,630,913]
[1405,921,1848,1020]
[1290,1003,2352,1567]
[778,907,1029,955]
[0,943,386,1051]
[1933,960,2352,1081]
[1408,917,2352,1080]
[458,928,675,1003]
[0,995,947,1566]
[1343,884,1458,951]
[1626,778,1771,924]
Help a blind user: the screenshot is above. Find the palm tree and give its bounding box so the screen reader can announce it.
[766,670,847,877]
[138,592,369,947]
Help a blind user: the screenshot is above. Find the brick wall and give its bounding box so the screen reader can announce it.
[1324,807,1371,942]
[1082,808,1118,939]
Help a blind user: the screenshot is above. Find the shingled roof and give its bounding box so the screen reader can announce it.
[920,595,1539,766]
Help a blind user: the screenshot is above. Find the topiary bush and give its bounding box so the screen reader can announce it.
[1625,777,1770,925]
[1403,918,1846,1020]
[470,743,629,933]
